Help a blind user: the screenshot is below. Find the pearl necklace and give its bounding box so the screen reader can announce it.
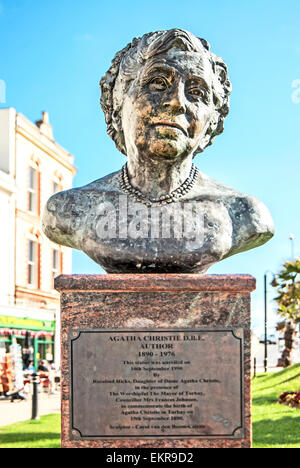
[119,163,199,206]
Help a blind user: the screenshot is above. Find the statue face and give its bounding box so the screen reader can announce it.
[121,48,214,161]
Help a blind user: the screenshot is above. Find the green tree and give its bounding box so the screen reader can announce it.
[272,258,300,367]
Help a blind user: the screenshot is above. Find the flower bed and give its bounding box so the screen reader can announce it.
[278,391,300,408]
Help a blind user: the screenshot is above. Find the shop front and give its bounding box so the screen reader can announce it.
[0,314,56,370]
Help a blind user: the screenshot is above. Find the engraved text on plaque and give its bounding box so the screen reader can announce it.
[70,328,244,439]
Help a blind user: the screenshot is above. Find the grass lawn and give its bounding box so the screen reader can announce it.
[0,364,299,448]
[0,414,61,448]
[252,363,300,448]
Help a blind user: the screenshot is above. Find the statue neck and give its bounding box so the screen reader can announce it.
[126,155,194,198]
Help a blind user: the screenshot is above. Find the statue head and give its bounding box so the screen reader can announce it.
[100,29,231,160]
[42,31,274,275]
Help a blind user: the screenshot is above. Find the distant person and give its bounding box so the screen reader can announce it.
[6,388,26,402]
[48,361,58,394]
[38,360,49,373]
[23,361,35,373]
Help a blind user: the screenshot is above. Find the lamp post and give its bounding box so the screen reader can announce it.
[263,269,274,373]
[264,273,268,373]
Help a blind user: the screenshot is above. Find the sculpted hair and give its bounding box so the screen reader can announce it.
[100,29,232,156]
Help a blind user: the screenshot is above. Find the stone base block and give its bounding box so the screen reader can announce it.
[55,274,255,449]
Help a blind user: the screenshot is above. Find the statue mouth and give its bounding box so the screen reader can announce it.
[153,121,188,136]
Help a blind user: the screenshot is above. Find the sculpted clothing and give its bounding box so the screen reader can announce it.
[42,169,274,274]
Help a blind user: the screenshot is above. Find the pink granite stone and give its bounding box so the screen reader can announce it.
[55,274,255,449]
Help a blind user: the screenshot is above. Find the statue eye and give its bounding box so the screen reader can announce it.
[188,86,208,102]
[189,88,201,96]
[149,76,168,91]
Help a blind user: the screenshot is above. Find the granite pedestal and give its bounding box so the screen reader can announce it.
[55,274,255,449]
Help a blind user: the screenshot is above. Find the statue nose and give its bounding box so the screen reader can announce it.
[163,84,186,114]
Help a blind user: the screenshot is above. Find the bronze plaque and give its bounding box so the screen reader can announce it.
[69,328,244,439]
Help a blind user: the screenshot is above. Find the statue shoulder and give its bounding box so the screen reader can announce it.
[194,172,274,258]
[42,188,82,249]
[229,193,274,234]
[223,192,274,258]
[42,170,122,249]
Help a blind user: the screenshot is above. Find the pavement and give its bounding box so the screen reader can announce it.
[0,392,60,427]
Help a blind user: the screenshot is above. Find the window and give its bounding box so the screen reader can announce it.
[52,249,61,282]
[28,240,38,287]
[28,167,38,212]
[52,181,60,194]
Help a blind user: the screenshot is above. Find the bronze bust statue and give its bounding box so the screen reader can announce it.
[42,29,274,273]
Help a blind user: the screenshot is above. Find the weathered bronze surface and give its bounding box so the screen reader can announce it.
[70,328,244,439]
[43,29,274,273]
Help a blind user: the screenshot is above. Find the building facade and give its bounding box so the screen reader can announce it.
[0,108,76,369]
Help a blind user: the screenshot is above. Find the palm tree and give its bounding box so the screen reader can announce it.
[271,258,300,367]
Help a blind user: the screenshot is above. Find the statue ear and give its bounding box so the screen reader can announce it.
[198,37,210,51]
[214,59,232,93]
[216,64,227,85]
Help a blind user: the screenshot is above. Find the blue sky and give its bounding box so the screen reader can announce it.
[1,0,299,336]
